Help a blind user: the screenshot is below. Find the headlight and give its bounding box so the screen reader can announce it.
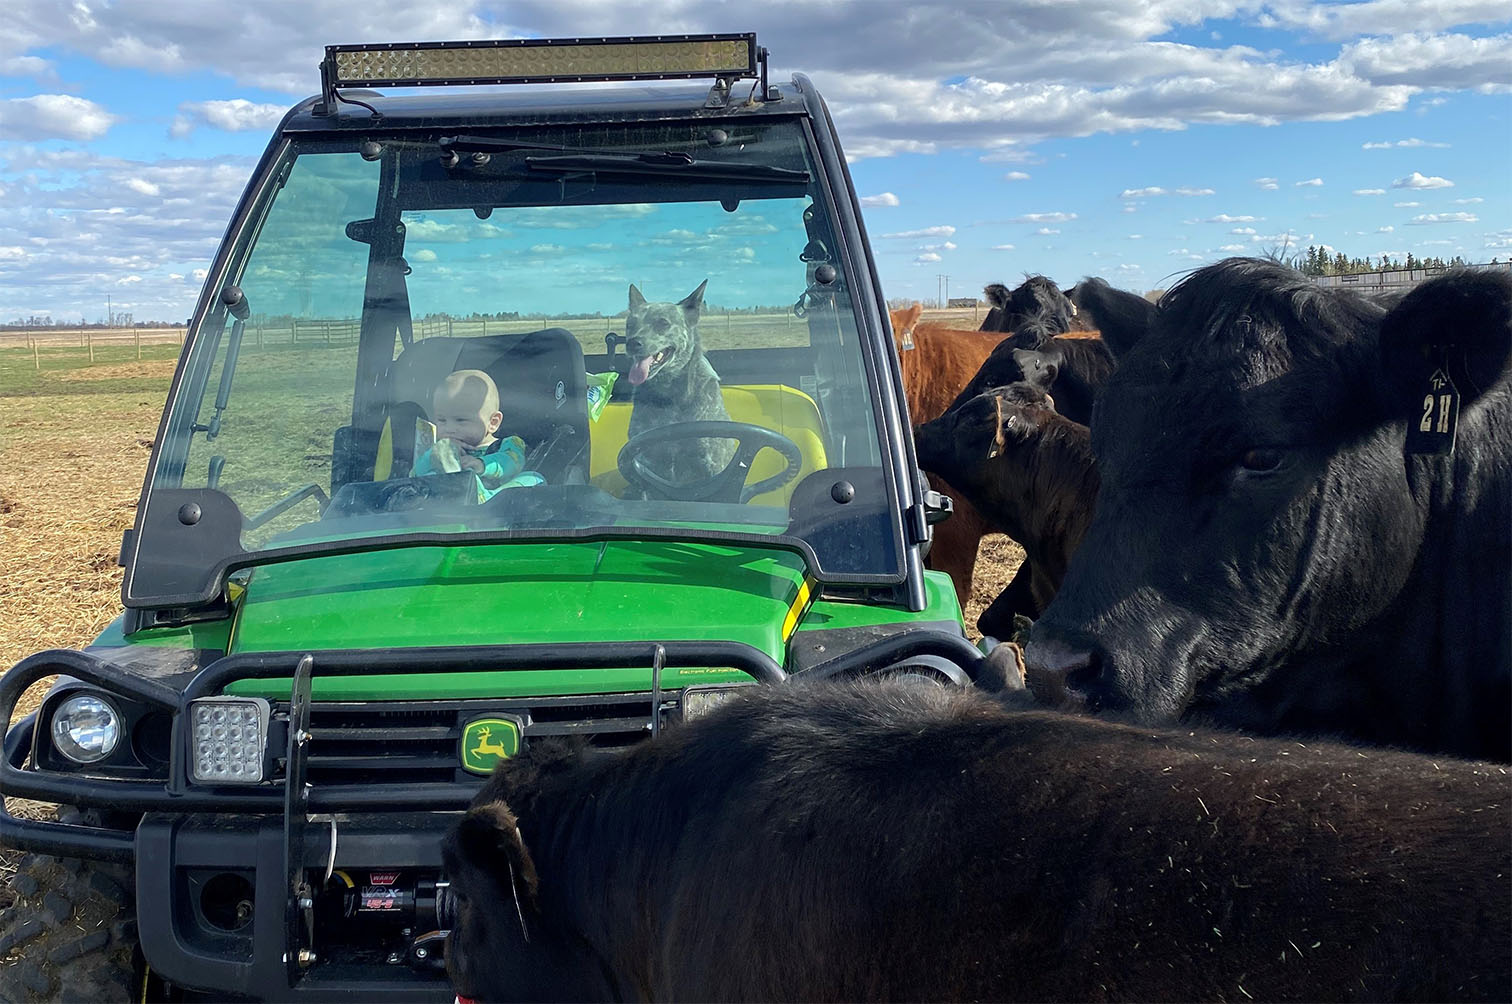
[51,695,121,764]
[188,698,270,784]
[681,685,754,720]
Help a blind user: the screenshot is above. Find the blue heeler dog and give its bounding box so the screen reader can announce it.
[623,280,735,491]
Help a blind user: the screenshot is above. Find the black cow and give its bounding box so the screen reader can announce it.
[914,383,1098,638]
[947,330,1115,426]
[443,679,1512,1003]
[1025,259,1512,761]
[1068,275,1157,356]
[980,275,1076,335]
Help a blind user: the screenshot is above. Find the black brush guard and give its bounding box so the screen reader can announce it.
[0,633,985,999]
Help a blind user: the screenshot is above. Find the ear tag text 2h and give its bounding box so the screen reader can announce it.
[1405,361,1459,456]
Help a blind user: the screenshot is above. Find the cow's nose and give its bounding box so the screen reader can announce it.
[1023,637,1102,710]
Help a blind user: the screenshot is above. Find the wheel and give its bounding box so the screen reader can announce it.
[617,421,802,503]
[0,810,140,1003]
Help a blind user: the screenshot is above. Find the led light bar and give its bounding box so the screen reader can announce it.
[323,34,758,92]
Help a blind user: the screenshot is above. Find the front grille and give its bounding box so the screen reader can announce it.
[287,694,660,785]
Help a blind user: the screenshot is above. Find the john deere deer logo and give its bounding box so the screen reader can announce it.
[460,717,521,774]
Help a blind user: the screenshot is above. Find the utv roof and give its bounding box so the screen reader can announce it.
[278,78,813,134]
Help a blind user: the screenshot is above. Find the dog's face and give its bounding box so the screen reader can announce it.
[625,281,707,387]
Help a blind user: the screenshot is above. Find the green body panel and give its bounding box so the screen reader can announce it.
[91,615,232,653]
[83,556,960,701]
[218,541,806,699]
[795,570,962,633]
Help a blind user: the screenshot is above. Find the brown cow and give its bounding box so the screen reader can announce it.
[914,383,1098,639]
[443,678,1512,1003]
[889,303,1003,605]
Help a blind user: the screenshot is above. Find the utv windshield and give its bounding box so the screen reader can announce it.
[136,116,900,604]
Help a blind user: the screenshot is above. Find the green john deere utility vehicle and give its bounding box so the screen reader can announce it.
[0,33,987,1001]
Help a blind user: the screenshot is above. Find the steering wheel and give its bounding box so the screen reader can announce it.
[617,421,802,503]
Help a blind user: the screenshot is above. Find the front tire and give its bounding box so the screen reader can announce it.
[0,810,140,1003]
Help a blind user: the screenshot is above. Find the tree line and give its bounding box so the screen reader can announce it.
[1300,248,1469,277]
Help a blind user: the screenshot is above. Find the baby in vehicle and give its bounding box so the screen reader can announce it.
[413,369,541,489]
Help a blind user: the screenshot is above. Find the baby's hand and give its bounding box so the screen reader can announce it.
[459,454,484,473]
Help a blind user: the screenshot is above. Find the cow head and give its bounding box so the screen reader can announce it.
[946,334,1066,413]
[914,383,1058,524]
[1025,259,1512,733]
[980,275,1076,335]
[442,743,617,1003]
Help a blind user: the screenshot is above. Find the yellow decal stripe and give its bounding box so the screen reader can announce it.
[781,577,815,642]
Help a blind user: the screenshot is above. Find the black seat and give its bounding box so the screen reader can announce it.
[381,328,590,484]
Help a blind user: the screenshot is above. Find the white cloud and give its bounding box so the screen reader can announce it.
[1175,186,1215,196]
[1395,201,1422,207]
[1011,212,1076,223]
[859,192,900,207]
[1034,227,1060,235]
[919,241,957,251]
[410,249,438,262]
[1340,31,1512,93]
[1408,212,1478,224]
[1121,186,1167,198]
[1393,171,1454,189]
[1207,214,1259,223]
[169,99,288,138]
[914,252,942,264]
[1231,227,1258,235]
[1362,137,1452,149]
[0,94,116,140]
[991,244,1016,251]
[882,226,956,239]
[0,246,26,260]
[1122,204,1138,213]
[1254,177,1279,190]
[1003,171,1031,181]
[1453,197,1484,204]
[1295,178,1324,187]
[1127,234,1143,239]
[1485,230,1512,249]
[1353,188,1386,195]
[1378,225,1395,232]
[125,178,161,197]
[1217,243,1247,252]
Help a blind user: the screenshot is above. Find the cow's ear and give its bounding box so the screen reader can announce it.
[455,801,541,914]
[1072,277,1155,357]
[1011,348,1058,389]
[1378,270,1512,414]
[628,284,645,310]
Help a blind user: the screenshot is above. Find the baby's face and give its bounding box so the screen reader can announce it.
[433,393,501,448]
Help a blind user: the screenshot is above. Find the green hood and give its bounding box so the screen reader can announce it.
[220,540,809,700]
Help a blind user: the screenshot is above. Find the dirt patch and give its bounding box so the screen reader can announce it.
[45,358,179,383]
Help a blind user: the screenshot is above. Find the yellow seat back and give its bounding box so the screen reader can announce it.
[589,384,828,506]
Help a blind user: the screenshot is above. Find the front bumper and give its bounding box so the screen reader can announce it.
[0,632,984,999]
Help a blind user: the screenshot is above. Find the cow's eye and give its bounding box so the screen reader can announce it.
[1238,448,1284,473]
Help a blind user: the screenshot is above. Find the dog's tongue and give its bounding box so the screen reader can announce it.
[627,354,655,386]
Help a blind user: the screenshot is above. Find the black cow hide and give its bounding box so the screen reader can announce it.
[443,679,1511,1003]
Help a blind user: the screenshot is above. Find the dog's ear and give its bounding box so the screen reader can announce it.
[628,284,646,310]
[680,280,708,321]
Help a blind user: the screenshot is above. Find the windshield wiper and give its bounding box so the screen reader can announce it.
[526,152,809,183]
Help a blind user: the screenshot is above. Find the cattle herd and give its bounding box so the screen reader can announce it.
[445,258,1511,1003]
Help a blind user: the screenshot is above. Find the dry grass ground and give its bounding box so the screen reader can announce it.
[0,308,1020,896]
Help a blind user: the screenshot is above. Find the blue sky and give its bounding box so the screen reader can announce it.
[1,0,1508,322]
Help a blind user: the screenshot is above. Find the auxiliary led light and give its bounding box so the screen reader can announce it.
[188,697,270,784]
[682,684,755,721]
[51,694,121,764]
[325,34,757,89]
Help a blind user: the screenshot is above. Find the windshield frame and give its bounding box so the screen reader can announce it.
[121,89,924,615]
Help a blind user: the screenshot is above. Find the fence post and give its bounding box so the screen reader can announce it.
[291,318,298,344]
[135,329,142,360]
[87,328,94,363]
[324,320,331,346]
[256,317,263,349]
[33,339,40,371]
